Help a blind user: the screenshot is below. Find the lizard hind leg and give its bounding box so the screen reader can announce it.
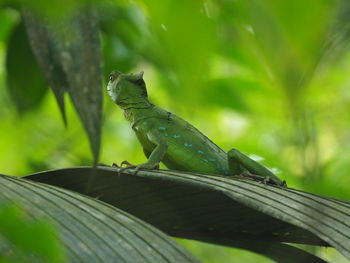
[227,148,286,186]
[227,148,245,175]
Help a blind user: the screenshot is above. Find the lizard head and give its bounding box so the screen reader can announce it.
[107,70,147,106]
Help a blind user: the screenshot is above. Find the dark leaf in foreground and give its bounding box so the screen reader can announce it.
[23,11,68,124]
[0,174,199,263]
[22,9,103,162]
[27,167,350,262]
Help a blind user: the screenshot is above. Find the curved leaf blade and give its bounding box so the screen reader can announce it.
[22,9,103,162]
[22,11,68,124]
[0,174,199,263]
[26,167,350,261]
[53,9,103,162]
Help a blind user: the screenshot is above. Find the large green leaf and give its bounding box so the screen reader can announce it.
[22,9,103,162]
[0,174,199,262]
[26,167,350,262]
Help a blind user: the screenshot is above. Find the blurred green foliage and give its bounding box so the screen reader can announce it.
[6,20,48,113]
[0,203,65,263]
[1,0,350,262]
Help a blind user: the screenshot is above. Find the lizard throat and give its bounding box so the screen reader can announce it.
[122,103,154,123]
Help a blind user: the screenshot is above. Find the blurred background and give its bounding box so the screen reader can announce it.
[0,0,350,262]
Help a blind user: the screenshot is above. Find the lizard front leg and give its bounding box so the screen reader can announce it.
[119,130,168,175]
[137,130,168,170]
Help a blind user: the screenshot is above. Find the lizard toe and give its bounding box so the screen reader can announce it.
[120,160,135,167]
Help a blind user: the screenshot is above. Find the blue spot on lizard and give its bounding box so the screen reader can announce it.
[184,143,193,147]
[173,134,181,139]
[197,150,204,154]
[158,126,166,131]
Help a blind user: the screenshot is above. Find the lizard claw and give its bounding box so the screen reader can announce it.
[131,162,160,175]
[238,171,286,187]
[116,161,160,176]
[116,160,137,176]
[120,160,135,167]
[238,171,270,184]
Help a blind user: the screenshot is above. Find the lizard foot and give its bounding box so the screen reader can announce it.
[281,180,288,188]
[120,160,136,167]
[261,175,288,187]
[238,172,286,187]
[239,171,258,180]
[131,162,160,175]
[117,160,137,175]
[117,161,160,175]
[238,171,272,185]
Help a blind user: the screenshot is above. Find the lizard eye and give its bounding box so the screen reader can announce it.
[109,74,115,82]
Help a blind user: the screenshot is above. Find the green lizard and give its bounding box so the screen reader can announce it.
[107,70,286,186]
